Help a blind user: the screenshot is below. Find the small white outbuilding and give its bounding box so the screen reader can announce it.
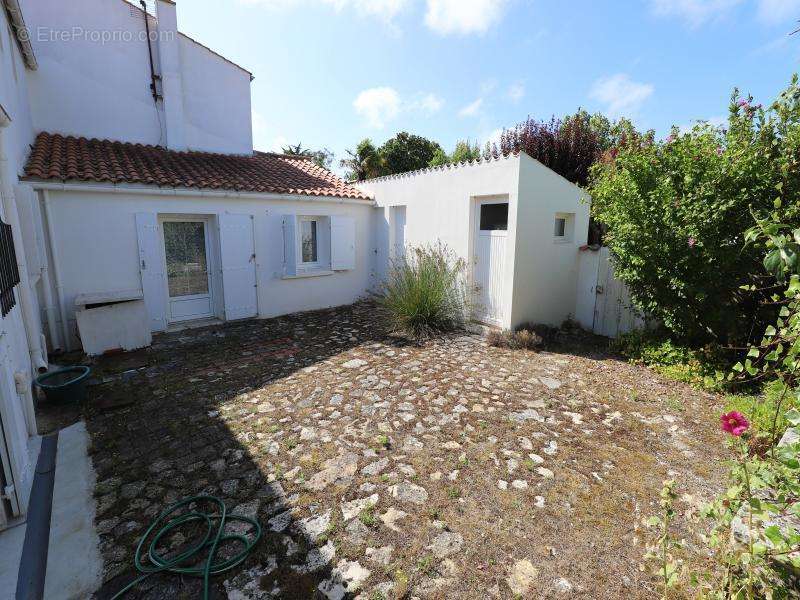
[359,151,591,330]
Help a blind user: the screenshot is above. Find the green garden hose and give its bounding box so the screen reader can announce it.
[110,495,262,600]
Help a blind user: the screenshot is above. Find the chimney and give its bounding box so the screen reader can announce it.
[155,0,187,151]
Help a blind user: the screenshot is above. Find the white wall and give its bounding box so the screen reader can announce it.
[358,156,521,326]
[42,188,375,349]
[21,0,253,154]
[510,154,590,328]
[0,4,42,521]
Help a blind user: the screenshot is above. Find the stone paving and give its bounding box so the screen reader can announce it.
[85,301,727,599]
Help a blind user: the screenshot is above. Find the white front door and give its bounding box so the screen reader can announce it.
[161,218,214,323]
[474,199,509,325]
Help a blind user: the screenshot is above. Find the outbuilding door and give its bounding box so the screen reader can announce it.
[473,198,509,325]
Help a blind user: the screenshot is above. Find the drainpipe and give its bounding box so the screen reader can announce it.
[36,194,62,352]
[0,126,48,374]
[41,191,71,352]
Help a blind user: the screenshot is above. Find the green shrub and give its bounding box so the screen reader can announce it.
[643,181,800,599]
[613,330,723,390]
[590,76,800,345]
[725,380,800,442]
[380,243,468,340]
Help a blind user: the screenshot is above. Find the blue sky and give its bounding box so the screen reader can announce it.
[176,0,800,168]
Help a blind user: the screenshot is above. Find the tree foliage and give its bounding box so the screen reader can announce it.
[486,113,604,187]
[342,133,444,181]
[429,140,482,167]
[340,139,384,182]
[379,132,443,176]
[281,143,334,170]
[590,76,800,345]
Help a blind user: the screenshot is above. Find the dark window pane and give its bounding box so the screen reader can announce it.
[479,203,508,231]
[302,220,318,263]
[554,218,566,237]
[164,221,209,297]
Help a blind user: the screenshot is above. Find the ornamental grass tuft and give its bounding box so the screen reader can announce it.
[380,243,468,340]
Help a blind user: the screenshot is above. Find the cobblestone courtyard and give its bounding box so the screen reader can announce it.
[83,301,727,599]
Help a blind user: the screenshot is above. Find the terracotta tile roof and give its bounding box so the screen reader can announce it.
[23,132,371,201]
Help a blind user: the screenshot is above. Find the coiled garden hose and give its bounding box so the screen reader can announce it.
[110,495,262,600]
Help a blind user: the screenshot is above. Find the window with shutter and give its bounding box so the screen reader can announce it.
[0,218,20,317]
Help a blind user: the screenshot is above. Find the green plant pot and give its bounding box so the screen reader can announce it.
[34,366,91,404]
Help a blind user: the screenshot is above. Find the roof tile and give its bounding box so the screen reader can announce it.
[23,132,371,201]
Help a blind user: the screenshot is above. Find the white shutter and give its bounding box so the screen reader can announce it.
[330,215,356,271]
[283,215,297,277]
[135,213,167,331]
[219,213,258,320]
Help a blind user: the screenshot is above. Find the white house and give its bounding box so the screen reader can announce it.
[0,0,601,552]
[360,153,591,330]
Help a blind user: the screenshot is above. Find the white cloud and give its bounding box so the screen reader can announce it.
[649,0,743,28]
[240,0,409,23]
[410,93,445,115]
[589,74,654,117]
[507,82,525,103]
[353,88,445,127]
[459,98,484,117]
[756,0,800,25]
[424,0,508,35]
[354,87,401,128]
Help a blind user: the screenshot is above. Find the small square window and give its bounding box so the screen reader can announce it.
[479,203,508,231]
[301,219,318,263]
[554,217,567,238]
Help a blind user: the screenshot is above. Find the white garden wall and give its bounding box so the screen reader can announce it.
[576,246,648,338]
[40,188,375,349]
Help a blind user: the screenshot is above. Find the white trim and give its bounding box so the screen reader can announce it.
[3,0,37,70]
[27,181,375,206]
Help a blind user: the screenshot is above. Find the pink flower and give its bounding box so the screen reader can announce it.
[688,237,696,248]
[666,134,676,143]
[738,99,749,108]
[720,411,750,437]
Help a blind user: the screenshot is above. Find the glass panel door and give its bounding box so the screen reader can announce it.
[162,220,213,322]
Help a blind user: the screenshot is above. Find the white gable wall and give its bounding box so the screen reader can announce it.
[41,189,375,349]
[510,154,590,328]
[20,0,253,154]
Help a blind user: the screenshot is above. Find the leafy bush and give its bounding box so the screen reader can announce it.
[591,76,800,345]
[429,140,482,168]
[486,114,603,187]
[613,330,723,390]
[726,380,800,443]
[380,243,468,340]
[644,201,800,598]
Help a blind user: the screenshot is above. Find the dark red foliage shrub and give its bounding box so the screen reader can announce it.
[487,115,603,187]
